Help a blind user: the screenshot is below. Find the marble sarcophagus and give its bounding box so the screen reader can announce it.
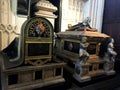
[55,28,117,82]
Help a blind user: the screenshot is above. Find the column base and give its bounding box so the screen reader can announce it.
[105,70,116,75]
[73,74,91,83]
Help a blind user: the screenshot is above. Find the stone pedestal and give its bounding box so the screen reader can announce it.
[73,62,91,82]
[35,0,57,27]
[0,56,65,90]
[104,60,115,75]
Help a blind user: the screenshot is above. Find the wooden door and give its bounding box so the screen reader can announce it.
[102,0,120,59]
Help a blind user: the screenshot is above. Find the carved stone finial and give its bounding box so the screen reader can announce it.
[36,0,57,11]
[35,0,57,18]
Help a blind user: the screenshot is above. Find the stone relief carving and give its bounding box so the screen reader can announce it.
[0,24,18,34]
[0,24,18,50]
[107,38,117,62]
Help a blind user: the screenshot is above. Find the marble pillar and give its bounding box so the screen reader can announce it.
[0,0,19,50]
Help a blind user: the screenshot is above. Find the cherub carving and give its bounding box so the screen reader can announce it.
[107,38,117,62]
[79,37,89,63]
[99,37,117,62]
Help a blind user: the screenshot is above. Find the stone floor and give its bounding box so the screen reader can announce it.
[64,72,120,90]
[66,60,120,90]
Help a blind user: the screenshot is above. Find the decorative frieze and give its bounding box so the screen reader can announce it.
[0,24,19,50]
[0,24,18,34]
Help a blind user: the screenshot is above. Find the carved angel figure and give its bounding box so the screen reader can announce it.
[79,37,89,63]
[107,38,117,62]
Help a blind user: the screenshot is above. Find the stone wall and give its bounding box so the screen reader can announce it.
[0,0,27,50]
[61,0,105,32]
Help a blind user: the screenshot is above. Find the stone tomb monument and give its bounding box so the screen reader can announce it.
[55,28,117,82]
[0,0,65,90]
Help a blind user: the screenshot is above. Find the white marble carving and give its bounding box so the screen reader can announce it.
[35,0,57,18]
[104,38,117,75]
[0,24,18,50]
[79,37,89,63]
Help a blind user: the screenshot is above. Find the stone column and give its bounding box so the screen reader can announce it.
[0,0,9,24]
[0,0,18,50]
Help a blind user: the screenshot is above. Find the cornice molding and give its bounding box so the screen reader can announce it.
[35,0,57,18]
